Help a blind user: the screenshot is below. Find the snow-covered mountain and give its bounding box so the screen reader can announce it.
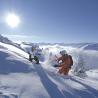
[0,34,12,44]
[81,43,98,51]
[0,35,98,98]
[0,34,24,50]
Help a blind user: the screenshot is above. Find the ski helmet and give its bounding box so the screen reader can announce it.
[60,50,67,55]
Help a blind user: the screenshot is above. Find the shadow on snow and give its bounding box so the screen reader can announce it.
[33,63,65,98]
[0,51,33,74]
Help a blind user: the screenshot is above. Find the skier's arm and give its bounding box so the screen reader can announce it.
[57,57,63,62]
[59,63,69,68]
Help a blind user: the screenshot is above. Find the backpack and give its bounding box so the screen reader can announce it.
[68,55,73,66]
[63,54,73,66]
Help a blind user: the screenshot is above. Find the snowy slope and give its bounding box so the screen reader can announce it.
[0,41,98,98]
[0,42,29,59]
[0,34,24,50]
[0,48,49,98]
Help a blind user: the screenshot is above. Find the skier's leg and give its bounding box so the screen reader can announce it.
[34,56,39,64]
[58,66,65,74]
[64,67,70,75]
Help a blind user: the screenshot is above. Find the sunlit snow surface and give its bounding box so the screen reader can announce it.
[0,42,98,98]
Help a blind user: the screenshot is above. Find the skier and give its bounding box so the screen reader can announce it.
[55,50,73,75]
[28,47,39,64]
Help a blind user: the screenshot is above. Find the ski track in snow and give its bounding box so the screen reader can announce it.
[0,42,98,98]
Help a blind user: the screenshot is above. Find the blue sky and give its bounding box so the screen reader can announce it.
[0,0,98,43]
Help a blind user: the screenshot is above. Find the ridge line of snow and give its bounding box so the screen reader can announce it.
[0,42,29,60]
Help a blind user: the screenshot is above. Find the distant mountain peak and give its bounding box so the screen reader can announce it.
[0,34,12,44]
